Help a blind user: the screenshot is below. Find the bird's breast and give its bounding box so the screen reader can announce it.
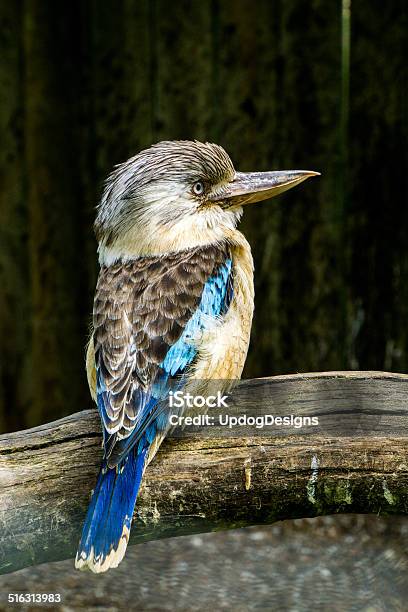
[189,230,254,382]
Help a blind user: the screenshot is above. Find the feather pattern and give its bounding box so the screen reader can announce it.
[94,242,232,464]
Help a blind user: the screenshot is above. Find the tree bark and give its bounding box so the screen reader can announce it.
[0,371,407,575]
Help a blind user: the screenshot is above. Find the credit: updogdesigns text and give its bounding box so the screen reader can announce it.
[169,413,319,429]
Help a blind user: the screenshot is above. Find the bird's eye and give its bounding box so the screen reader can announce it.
[192,181,205,196]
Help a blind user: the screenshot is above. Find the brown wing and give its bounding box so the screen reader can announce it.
[93,243,230,454]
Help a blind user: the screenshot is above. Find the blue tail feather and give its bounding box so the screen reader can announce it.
[75,447,148,572]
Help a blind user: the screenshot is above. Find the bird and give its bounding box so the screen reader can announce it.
[75,140,319,573]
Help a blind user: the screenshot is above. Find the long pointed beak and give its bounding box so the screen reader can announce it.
[209,170,320,208]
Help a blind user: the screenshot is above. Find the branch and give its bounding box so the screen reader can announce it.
[1,371,407,575]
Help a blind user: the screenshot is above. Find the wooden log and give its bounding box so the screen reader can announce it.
[0,371,407,575]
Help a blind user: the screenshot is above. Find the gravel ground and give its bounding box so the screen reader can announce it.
[0,515,407,612]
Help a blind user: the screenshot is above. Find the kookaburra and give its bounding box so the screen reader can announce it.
[75,140,319,572]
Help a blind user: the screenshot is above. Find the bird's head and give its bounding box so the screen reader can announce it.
[95,140,319,263]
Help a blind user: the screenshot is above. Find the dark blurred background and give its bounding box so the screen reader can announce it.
[0,0,407,433]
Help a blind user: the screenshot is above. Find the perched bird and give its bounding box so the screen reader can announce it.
[75,140,318,572]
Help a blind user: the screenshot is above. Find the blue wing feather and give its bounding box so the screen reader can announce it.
[100,257,233,466]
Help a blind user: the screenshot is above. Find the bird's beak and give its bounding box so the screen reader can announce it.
[209,170,320,209]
